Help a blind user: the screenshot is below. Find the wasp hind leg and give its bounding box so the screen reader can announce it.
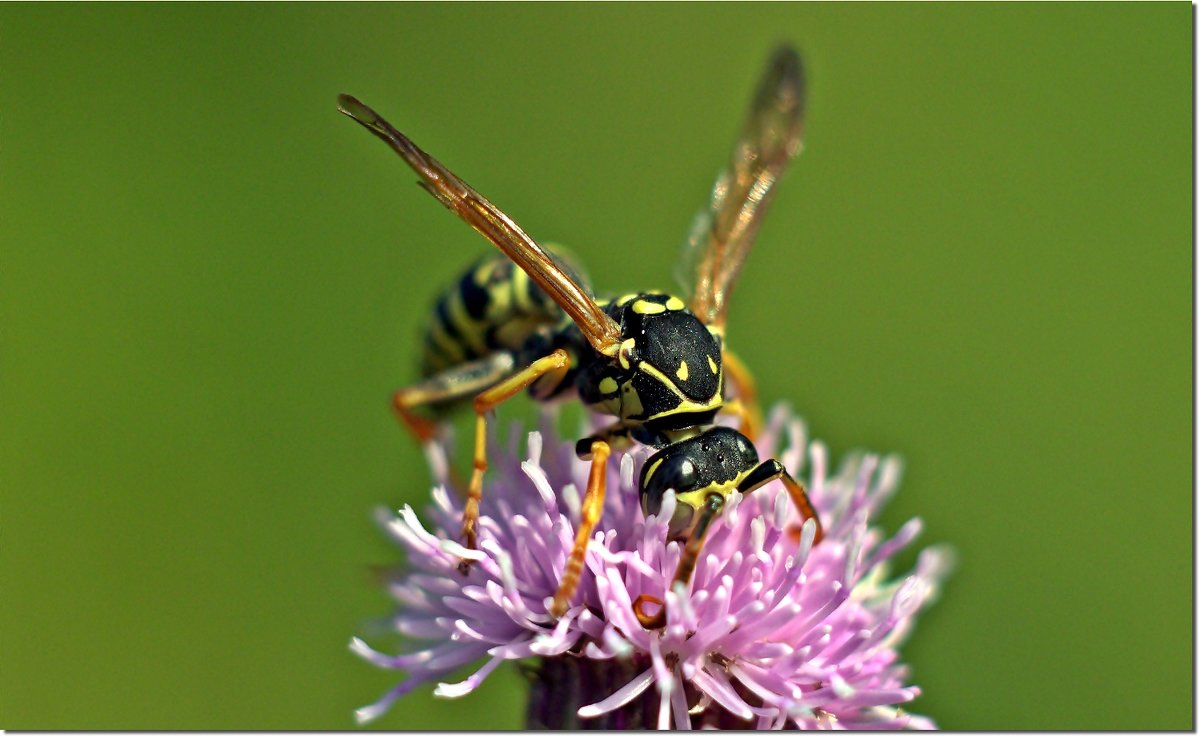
[462,350,572,570]
[391,353,517,444]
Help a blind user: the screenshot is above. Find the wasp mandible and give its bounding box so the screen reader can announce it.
[339,45,821,629]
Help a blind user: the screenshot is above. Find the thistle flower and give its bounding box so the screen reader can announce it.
[353,406,952,729]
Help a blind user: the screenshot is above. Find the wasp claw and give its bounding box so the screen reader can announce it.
[633,594,667,629]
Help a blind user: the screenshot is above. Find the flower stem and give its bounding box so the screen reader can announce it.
[524,655,657,729]
[524,654,760,729]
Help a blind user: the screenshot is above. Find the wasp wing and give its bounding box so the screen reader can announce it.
[682,45,806,327]
[338,94,622,357]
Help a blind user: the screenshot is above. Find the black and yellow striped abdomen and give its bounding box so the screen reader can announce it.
[420,248,588,376]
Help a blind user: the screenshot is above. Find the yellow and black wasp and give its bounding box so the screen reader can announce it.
[339,45,822,629]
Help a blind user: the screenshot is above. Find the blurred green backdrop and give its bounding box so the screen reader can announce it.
[1,3,1191,730]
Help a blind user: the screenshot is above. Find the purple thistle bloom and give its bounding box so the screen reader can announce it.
[353,405,952,729]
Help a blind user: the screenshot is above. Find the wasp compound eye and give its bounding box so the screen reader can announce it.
[639,449,702,534]
[735,432,758,466]
[640,451,697,516]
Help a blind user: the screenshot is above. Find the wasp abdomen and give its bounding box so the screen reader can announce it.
[420,249,589,375]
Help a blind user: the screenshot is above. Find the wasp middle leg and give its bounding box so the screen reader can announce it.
[463,349,571,559]
[390,349,573,570]
[549,438,610,618]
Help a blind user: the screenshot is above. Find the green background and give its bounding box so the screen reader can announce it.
[2,3,1191,730]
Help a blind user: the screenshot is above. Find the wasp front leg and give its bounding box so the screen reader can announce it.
[463,350,571,561]
[737,458,823,545]
[634,494,725,630]
[631,449,822,630]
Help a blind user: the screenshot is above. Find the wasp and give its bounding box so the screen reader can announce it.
[339,45,821,629]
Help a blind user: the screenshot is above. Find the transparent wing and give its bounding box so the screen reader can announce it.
[681,45,806,327]
[338,94,622,356]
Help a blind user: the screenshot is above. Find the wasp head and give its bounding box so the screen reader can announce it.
[638,426,760,540]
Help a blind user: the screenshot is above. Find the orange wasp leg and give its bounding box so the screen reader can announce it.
[634,494,725,630]
[549,438,610,618]
[738,458,824,545]
[633,457,823,630]
[462,350,571,565]
[390,353,517,444]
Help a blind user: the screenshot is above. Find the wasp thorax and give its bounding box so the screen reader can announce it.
[577,293,725,428]
[639,426,760,540]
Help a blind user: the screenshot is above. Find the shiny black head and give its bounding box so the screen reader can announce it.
[639,426,760,539]
[577,293,724,428]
